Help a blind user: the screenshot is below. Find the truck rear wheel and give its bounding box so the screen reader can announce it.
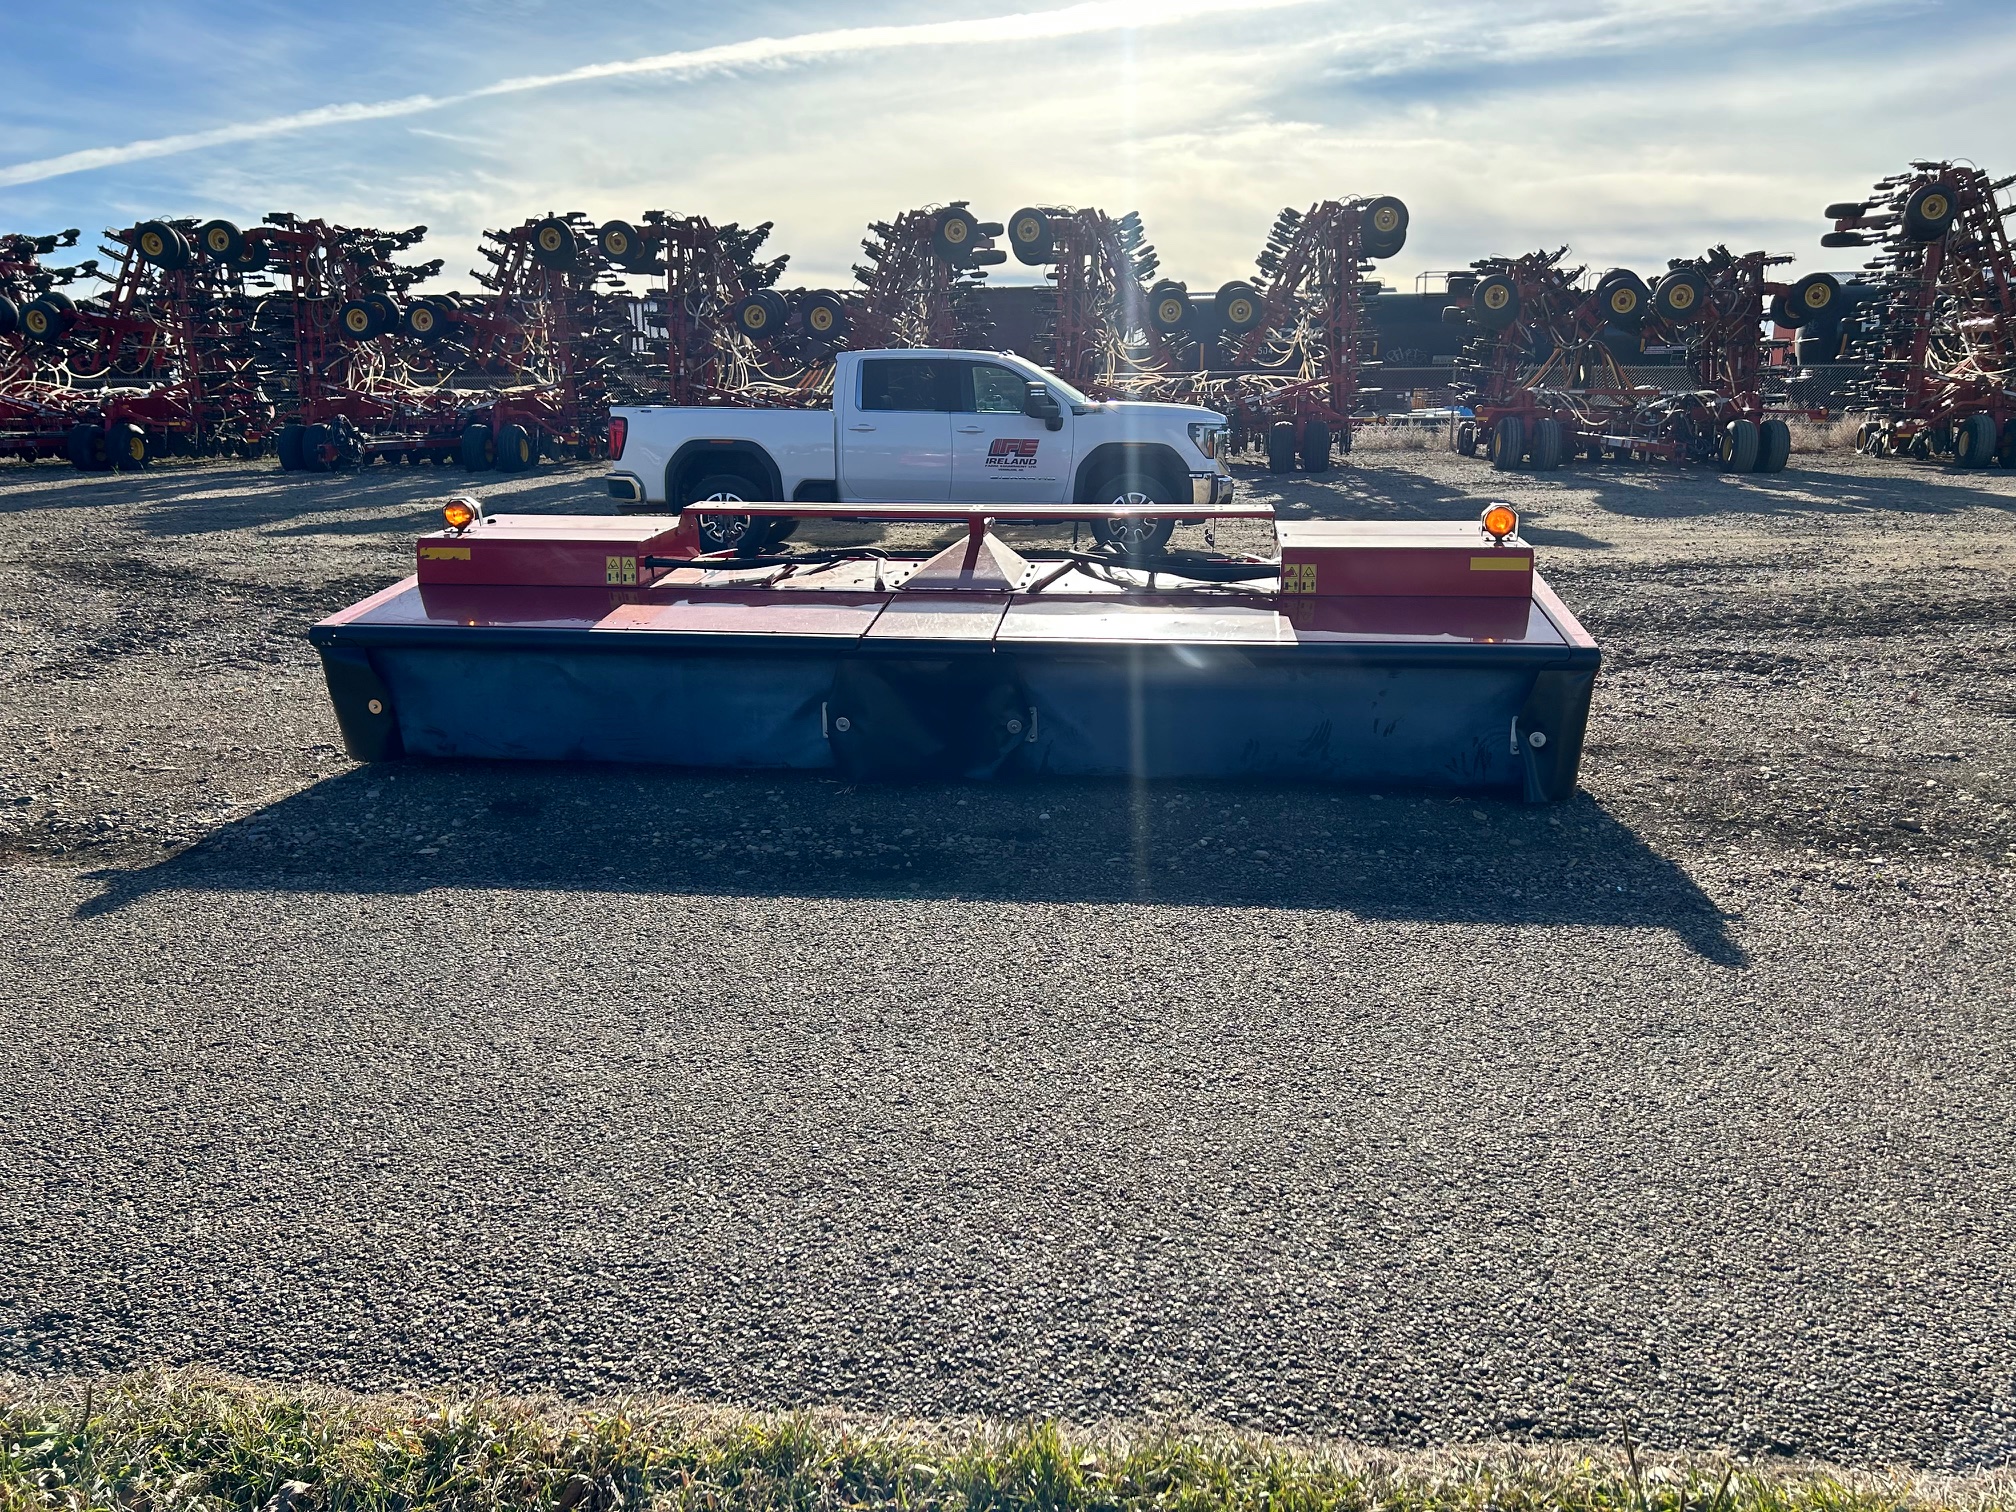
[685,473,788,554]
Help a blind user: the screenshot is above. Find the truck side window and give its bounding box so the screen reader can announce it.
[967,363,1027,414]
[860,359,955,412]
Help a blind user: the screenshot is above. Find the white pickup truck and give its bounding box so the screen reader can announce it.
[603,347,1232,555]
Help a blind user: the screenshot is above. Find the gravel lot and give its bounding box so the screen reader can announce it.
[1,443,2013,1469]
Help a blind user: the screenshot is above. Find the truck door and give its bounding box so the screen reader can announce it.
[839,357,955,500]
[951,360,1069,503]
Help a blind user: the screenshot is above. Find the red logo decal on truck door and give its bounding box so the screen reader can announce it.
[985,437,1040,468]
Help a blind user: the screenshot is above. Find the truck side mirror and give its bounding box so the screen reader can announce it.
[1024,382,1064,430]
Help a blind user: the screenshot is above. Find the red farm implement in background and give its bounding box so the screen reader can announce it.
[0,228,88,462]
[998,196,1408,474]
[6,218,279,468]
[1214,196,1409,474]
[999,204,1179,392]
[1446,245,1830,473]
[1827,161,2016,467]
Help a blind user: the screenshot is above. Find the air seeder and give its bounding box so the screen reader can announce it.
[1446,245,1834,472]
[311,495,1598,800]
[1826,162,2016,466]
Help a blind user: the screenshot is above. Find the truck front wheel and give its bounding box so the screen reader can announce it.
[1087,471,1176,559]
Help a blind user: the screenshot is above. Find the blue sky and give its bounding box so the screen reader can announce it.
[3,0,2013,295]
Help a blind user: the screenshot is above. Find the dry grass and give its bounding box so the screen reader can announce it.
[1344,422,1441,453]
[1,1372,2011,1512]
[1787,416,1863,455]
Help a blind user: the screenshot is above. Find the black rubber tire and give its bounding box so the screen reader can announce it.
[1471,274,1520,331]
[1529,417,1564,471]
[0,296,15,338]
[684,472,772,553]
[195,219,244,262]
[1754,418,1791,474]
[732,292,787,339]
[1955,413,1997,469]
[1653,268,1709,324]
[1266,421,1296,474]
[1007,208,1053,265]
[275,424,304,472]
[461,424,496,471]
[932,208,980,263]
[65,424,108,472]
[401,299,447,341]
[1769,294,1801,330]
[1902,181,1957,242]
[1299,420,1332,473]
[1359,196,1408,258]
[133,221,190,269]
[300,424,333,473]
[1216,280,1263,333]
[1147,281,1192,334]
[495,423,534,473]
[1454,420,1478,457]
[532,218,578,267]
[107,420,148,471]
[1718,419,1760,472]
[1087,469,1177,559]
[596,220,642,266]
[336,299,381,340]
[799,291,848,342]
[1790,273,1840,324]
[21,297,69,342]
[1595,271,1648,327]
[1488,416,1524,471]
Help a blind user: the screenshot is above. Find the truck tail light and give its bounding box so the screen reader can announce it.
[608,417,627,460]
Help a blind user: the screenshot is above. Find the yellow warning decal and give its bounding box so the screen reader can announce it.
[419,545,471,560]
[1280,562,1317,594]
[606,554,639,586]
[1470,555,1530,571]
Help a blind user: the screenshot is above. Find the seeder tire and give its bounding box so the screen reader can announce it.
[496,423,534,472]
[108,421,148,471]
[1754,418,1791,474]
[65,424,109,472]
[461,423,496,472]
[1718,419,1760,472]
[1266,421,1296,474]
[1902,182,1957,242]
[1300,420,1332,473]
[0,296,16,337]
[1454,420,1478,457]
[1488,416,1524,471]
[300,424,333,472]
[1529,417,1564,471]
[1007,208,1053,265]
[1955,413,1997,468]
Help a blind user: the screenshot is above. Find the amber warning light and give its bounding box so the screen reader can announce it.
[1481,503,1518,541]
[442,496,484,532]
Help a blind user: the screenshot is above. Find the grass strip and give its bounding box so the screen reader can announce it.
[0,1370,2009,1512]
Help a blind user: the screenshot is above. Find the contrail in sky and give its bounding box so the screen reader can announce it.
[0,0,1315,190]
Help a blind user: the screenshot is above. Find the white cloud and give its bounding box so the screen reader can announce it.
[0,0,1317,190]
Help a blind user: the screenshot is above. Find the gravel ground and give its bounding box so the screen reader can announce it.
[1,443,2013,1469]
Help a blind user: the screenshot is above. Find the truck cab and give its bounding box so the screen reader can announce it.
[606,348,1232,555]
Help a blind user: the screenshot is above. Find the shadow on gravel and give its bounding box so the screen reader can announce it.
[73,763,1747,965]
[1572,466,2016,521]
[0,460,612,534]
